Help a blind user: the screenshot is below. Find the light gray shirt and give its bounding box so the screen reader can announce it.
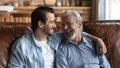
[56,34,111,68]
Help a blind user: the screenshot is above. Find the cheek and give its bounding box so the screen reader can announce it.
[47,23,53,27]
[70,26,75,31]
[72,24,79,30]
[47,24,53,29]
[44,24,53,31]
[44,26,49,31]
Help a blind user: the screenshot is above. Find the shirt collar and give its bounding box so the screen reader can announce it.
[31,32,57,51]
[66,35,88,45]
[31,32,41,48]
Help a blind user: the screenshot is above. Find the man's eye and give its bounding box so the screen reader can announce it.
[62,23,65,26]
[55,19,57,22]
[69,22,74,25]
[50,20,55,23]
[67,22,71,24]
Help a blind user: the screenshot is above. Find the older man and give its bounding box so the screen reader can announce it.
[56,10,111,68]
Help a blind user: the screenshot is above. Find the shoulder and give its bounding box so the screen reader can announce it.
[58,41,70,52]
[11,32,33,54]
[51,32,65,39]
[81,31,88,36]
[49,32,65,49]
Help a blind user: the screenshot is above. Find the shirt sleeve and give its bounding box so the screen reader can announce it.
[81,31,88,37]
[56,46,69,68]
[99,55,111,68]
[7,40,25,68]
[50,32,65,51]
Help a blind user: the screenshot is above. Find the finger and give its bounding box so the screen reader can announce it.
[96,45,103,56]
[103,45,107,54]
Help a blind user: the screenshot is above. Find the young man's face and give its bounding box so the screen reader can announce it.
[43,12,56,35]
[62,14,80,40]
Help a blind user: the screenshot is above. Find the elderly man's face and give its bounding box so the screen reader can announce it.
[62,14,81,40]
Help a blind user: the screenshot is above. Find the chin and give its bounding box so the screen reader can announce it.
[66,33,76,40]
[48,31,54,36]
[70,34,76,40]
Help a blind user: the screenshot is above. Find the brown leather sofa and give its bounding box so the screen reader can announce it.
[0,20,120,68]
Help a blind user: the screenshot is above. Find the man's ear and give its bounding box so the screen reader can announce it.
[78,21,82,28]
[38,21,44,29]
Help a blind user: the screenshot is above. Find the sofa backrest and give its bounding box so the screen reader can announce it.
[83,20,120,68]
[0,23,30,68]
[0,20,120,68]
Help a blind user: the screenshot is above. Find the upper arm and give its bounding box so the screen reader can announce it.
[7,41,25,68]
[82,31,88,37]
[98,55,111,68]
[83,32,107,55]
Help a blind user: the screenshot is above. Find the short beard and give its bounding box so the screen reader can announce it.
[70,33,76,40]
[46,31,54,36]
[65,31,76,40]
[43,28,54,36]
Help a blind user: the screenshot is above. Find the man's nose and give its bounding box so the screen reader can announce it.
[64,24,68,30]
[53,22,57,28]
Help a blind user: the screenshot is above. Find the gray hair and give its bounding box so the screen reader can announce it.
[61,10,82,23]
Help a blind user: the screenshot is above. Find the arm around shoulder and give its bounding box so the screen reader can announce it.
[84,32,107,55]
[99,55,111,68]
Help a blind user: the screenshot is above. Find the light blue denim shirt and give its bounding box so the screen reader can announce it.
[7,32,87,68]
[56,34,111,68]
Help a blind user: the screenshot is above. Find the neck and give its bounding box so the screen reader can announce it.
[72,32,82,44]
[34,29,48,41]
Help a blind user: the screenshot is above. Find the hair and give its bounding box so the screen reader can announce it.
[61,10,83,31]
[61,10,82,23]
[31,6,55,32]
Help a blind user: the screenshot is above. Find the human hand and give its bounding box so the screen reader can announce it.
[95,38,107,56]
[85,33,107,55]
